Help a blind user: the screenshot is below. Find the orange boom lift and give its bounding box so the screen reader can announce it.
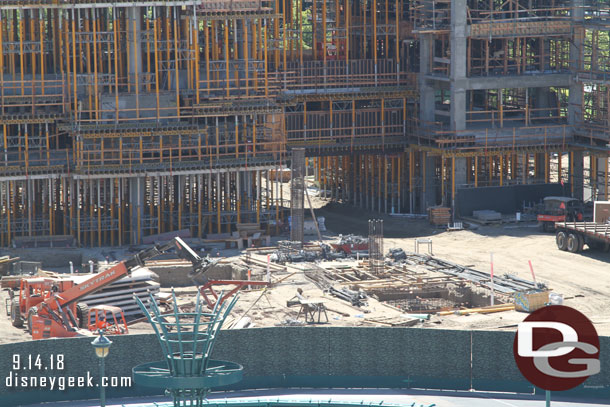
[24,237,214,340]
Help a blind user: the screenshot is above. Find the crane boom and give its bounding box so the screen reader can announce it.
[56,263,130,308]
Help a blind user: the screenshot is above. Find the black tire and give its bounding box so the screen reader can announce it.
[27,307,38,335]
[567,233,580,253]
[556,231,568,251]
[10,298,23,328]
[76,303,89,329]
[577,234,585,252]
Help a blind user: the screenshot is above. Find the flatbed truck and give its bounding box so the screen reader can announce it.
[555,221,610,253]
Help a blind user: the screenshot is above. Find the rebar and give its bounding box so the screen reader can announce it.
[368,219,384,275]
[290,148,305,246]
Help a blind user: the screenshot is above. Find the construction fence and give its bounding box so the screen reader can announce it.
[1,327,609,406]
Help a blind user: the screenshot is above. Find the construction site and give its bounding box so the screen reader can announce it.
[0,0,610,405]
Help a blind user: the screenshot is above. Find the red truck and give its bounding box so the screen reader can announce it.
[538,196,584,232]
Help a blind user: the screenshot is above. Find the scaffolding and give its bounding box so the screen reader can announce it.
[0,0,608,246]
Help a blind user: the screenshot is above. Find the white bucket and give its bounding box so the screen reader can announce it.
[549,292,563,305]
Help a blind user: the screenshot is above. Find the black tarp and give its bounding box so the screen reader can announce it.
[456,183,571,216]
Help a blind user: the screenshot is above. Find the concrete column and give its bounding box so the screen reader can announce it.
[520,153,528,183]
[422,152,437,208]
[535,153,546,181]
[454,157,468,188]
[571,151,584,200]
[450,0,468,131]
[129,176,145,244]
[596,157,608,201]
[237,20,247,84]
[419,34,435,123]
[534,88,552,119]
[450,90,466,131]
[127,7,143,91]
[569,0,584,125]
[453,157,468,218]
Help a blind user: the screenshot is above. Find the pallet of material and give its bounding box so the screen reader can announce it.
[514,290,549,313]
[428,206,451,225]
[236,223,264,236]
[473,210,502,222]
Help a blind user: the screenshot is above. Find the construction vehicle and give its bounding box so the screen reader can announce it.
[555,202,610,253]
[10,277,83,334]
[9,237,216,340]
[555,221,610,253]
[537,196,584,232]
[330,234,368,255]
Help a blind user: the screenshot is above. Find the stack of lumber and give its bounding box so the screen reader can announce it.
[364,315,420,327]
[470,21,571,39]
[438,303,515,316]
[71,268,160,322]
[428,206,451,225]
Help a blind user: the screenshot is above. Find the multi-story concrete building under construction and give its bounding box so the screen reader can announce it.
[0,0,608,246]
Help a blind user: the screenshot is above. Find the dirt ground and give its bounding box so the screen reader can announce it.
[316,202,610,334]
[2,197,610,344]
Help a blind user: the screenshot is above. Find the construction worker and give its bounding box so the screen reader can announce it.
[96,314,110,330]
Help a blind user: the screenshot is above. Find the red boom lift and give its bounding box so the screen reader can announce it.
[11,237,214,340]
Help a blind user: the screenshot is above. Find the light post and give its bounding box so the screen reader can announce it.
[91,331,112,407]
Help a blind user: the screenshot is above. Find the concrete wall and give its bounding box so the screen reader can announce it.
[147,263,245,287]
[3,249,83,269]
[1,328,608,406]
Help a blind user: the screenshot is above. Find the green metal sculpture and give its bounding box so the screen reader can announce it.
[133,290,243,407]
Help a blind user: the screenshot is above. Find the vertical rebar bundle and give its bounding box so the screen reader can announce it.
[290,148,305,246]
[369,219,384,275]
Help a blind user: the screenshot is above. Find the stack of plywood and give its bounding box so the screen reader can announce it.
[428,206,451,225]
[71,268,160,322]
